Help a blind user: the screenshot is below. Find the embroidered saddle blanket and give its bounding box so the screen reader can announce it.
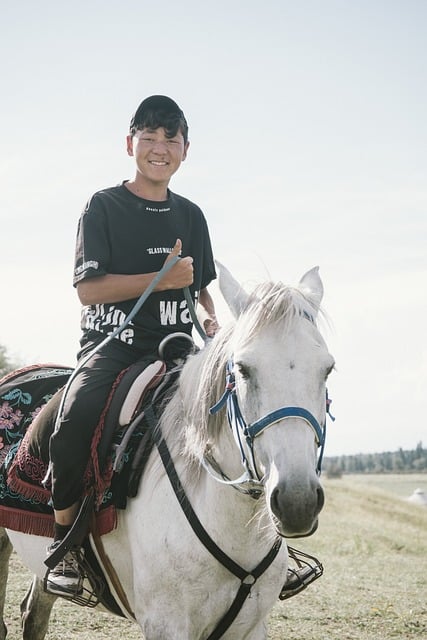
[0,360,169,538]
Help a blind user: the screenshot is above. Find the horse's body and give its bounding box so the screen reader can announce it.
[0,264,334,639]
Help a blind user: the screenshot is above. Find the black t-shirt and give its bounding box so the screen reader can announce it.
[73,183,216,352]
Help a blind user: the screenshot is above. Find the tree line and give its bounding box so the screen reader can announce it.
[324,441,427,476]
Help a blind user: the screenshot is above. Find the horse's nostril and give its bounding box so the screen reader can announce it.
[270,487,282,517]
[317,486,325,510]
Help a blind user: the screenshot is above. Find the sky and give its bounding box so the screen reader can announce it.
[1,0,426,456]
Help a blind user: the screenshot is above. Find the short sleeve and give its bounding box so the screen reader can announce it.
[73,195,111,286]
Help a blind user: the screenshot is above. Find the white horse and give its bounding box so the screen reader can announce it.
[0,263,335,639]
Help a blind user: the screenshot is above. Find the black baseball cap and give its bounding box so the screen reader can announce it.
[129,95,188,142]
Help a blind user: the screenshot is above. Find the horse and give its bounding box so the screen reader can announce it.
[0,262,335,639]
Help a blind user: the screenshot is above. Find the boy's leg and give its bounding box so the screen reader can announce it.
[46,340,139,595]
[49,340,138,514]
[54,504,79,525]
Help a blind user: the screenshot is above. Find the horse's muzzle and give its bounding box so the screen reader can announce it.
[269,480,324,538]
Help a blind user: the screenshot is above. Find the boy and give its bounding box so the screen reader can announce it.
[46,95,218,595]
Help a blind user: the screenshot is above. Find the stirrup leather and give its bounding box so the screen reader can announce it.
[279,546,323,600]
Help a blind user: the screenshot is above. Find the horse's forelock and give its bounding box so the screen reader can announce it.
[234,281,316,347]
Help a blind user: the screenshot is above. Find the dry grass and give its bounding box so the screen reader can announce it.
[269,474,427,639]
[2,474,427,639]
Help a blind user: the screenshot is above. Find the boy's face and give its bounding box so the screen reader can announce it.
[126,126,189,187]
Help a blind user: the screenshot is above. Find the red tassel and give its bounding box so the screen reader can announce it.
[0,504,117,538]
[0,505,54,537]
[88,367,129,505]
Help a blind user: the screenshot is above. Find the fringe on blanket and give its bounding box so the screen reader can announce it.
[0,504,117,538]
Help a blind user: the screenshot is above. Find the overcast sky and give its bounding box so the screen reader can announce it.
[1,0,426,456]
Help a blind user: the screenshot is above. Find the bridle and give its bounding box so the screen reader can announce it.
[206,358,334,495]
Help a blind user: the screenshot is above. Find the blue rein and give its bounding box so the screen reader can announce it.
[209,359,334,483]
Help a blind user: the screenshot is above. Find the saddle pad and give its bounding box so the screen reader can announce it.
[0,360,169,537]
[0,364,73,536]
[0,364,73,469]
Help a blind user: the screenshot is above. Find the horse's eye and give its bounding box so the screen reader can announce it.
[236,362,250,380]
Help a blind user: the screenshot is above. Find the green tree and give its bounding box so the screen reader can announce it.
[0,344,19,377]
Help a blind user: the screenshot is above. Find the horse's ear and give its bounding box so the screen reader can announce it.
[216,260,249,318]
[298,266,324,311]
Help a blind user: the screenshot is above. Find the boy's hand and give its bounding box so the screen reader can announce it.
[203,316,220,337]
[162,239,194,289]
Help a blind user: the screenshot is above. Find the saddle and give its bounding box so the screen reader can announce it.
[0,357,175,538]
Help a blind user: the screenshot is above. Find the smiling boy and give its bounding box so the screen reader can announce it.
[46,95,218,595]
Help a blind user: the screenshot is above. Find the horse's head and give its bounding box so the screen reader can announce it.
[211,263,335,538]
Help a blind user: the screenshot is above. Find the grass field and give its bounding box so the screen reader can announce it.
[2,474,427,639]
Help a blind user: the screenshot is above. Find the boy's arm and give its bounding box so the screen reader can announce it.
[199,287,220,337]
[76,239,193,305]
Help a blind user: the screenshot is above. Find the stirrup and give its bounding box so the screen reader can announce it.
[44,546,105,608]
[279,546,323,600]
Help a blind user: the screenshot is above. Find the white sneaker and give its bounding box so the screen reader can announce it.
[45,542,84,596]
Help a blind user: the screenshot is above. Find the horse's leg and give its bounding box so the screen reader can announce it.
[20,576,56,640]
[0,528,13,640]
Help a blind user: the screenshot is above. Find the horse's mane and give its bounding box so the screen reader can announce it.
[160,280,319,467]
